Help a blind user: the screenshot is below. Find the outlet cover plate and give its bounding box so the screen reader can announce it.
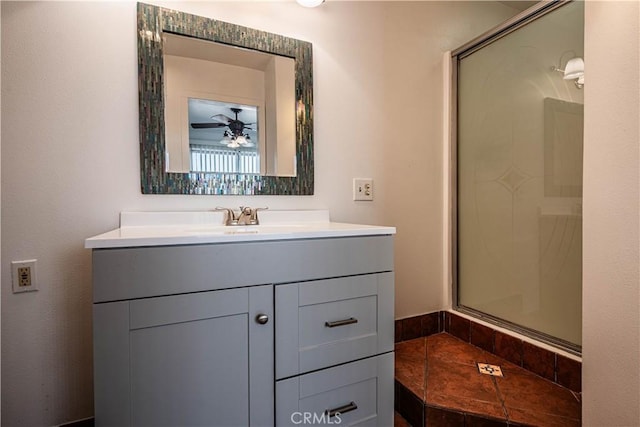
[11,260,38,293]
[353,178,374,201]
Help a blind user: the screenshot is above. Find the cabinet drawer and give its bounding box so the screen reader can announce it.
[276,352,394,426]
[276,272,394,379]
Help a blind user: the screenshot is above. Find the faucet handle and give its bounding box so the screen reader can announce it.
[214,207,237,225]
[249,207,268,225]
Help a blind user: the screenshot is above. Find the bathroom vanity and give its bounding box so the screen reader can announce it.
[86,211,395,426]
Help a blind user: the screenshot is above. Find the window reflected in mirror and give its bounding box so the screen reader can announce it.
[186,99,260,174]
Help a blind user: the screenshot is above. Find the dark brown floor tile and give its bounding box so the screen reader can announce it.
[425,405,465,426]
[522,341,555,382]
[556,355,581,392]
[422,312,440,337]
[494,331,523,366]
[426,359,505,420]
[396,338,427,399]
[403,316,424,341]
[426,358,499,402]
[470,322,495,353]
[397,381,424,427]
[448,313,471,342]
[395,410,412,427]
[427,333,504,367]
[397,337,427,360]
[465,413,508,426]
[496,365,580,421]
[396,320,404,343]
[426,333,479,366]
[506,407,580,427]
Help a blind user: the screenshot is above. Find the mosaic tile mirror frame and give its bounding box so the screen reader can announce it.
[137,2,314,195]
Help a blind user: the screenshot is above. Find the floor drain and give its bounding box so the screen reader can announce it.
[477,363,504,377]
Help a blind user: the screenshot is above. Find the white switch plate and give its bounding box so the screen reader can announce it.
[11,260,38,293]
[353,178,373,201]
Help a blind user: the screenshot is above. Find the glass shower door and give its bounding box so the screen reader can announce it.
[455,1,584,349]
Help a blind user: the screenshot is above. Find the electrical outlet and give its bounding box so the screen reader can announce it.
[353,178,374,201]
[11,260,38,293]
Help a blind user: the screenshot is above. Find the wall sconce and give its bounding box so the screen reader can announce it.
[552,56,584,89]
[296,0,325,7]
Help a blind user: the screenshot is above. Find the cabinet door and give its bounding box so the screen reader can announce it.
[94,285,273,427]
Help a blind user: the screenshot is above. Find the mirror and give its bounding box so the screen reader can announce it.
[137,3,314,195]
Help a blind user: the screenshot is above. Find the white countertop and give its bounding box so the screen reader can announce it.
[85,210,396,249]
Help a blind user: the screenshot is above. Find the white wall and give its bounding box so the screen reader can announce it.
[1,1,514,424]
[582,0,640,424]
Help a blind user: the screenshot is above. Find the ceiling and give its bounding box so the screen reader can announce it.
[164,33,273,71]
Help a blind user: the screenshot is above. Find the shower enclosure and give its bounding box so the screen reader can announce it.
[453,1,584,352]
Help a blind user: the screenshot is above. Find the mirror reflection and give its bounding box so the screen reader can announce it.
[187,100,260,173]
[137,2,314,195]
[163,33,296,176]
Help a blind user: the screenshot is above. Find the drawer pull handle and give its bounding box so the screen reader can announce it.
[326,401,358,418]
[325,317,358,328]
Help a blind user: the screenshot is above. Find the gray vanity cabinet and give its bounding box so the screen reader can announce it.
[91,235,394,427]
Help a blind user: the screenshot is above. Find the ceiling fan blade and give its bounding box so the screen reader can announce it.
[210,114,233,124]
[190,122,227,129]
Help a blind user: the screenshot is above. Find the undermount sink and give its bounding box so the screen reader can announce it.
[185,223,309,235]
[184,226,259,235]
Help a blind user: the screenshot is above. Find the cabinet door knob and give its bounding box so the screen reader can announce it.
[255,314,269,325]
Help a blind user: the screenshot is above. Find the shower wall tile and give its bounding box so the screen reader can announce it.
[395,320,403,343]
[421,312,440,337]
[522,341,556,382]
[448,313,471,342]
[395,312,441,342]
[494,331,523,366]
[556,355,582,392]
[471,322,495,353]
[401,316,423,341]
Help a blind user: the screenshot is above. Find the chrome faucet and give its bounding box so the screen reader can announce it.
[214,207,268,226]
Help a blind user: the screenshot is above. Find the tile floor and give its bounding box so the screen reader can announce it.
[394,333,581,426]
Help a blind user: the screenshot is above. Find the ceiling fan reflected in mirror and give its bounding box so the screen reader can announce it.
[191,107,255,148]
